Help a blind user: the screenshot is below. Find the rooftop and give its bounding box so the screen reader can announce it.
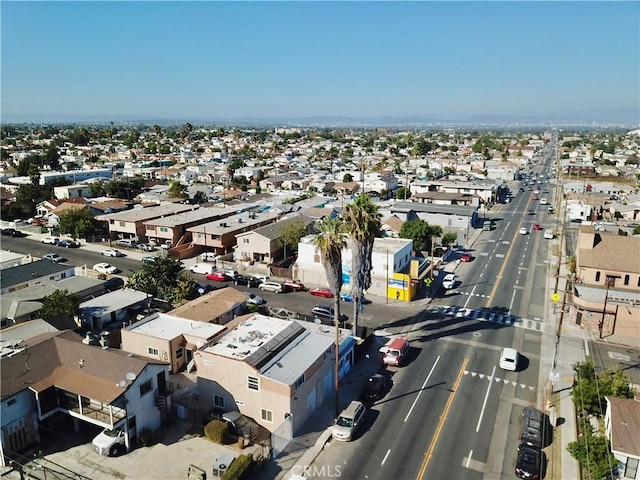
[125,312,226,342]
[96,203,197,223]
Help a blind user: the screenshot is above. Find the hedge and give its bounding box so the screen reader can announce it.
[204,420,228,444]
[221,454,254,480]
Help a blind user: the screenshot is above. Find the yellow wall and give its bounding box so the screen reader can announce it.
[387,272,418,302]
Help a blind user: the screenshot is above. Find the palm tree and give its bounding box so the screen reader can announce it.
[313,216,347,417]
[342,195,382,335]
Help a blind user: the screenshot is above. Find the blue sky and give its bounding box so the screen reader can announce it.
[2,1,639,122]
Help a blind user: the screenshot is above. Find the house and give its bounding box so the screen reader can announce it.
[120,313,226,373]
[388,201,479,241]
[53,184,93,199]
[235,214,314,264]
[46,201,90,227]
[604,396,640,479]
[410,180,496,206]
[76,288,149,332]
[0,260,76,295]
[0,330,169,467]
[381,215,404,238]
[194,314,355,434]
[167,287,248,325]
[39,168,112,186]
[573,226,640,347]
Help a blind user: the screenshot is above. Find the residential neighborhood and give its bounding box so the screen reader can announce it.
[1,124,639,480]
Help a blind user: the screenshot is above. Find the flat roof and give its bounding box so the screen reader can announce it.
[126,313,225,342]
[187,212,279,235]
[79,288,148,313]
[143,206,234,228]
[96,203,196,223]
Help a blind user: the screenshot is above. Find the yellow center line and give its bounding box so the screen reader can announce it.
[416,357,470,480]
[485,196,533,308]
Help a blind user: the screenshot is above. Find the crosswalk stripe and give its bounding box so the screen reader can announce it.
[434,305,545,332]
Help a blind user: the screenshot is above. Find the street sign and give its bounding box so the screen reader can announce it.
[549,371,559,382]
[551,292,560,302]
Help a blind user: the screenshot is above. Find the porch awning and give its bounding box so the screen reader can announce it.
[29,366,125,404]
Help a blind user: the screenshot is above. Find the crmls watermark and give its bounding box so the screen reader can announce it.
[292,464,342,477]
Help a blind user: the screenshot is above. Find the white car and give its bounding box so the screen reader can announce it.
[544,230,554,239]
[200,251,219,262]
[93,263,118,275]
[519,227,528,235]
[442,273,456,290]
[41,237,60,244]
[101,249,125,257]
[243,292,265,305]
[43,252,65,263]
[539,198,548,205]
[499,347,519,371]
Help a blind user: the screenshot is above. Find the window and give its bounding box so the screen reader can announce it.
[139,379,152,397]
[294,374,305,391]
[595,271,601,282]
[624,274,630,286]
[176,348,183,359]
[247,376,259,391]
[148,347,159,357]
[261,409,273,423]
[119,221,125,227]
[243,238,249,243]
[6,398,17,407]
[625,457,639,478]
[214,395,225,409]
[159,227,168,233]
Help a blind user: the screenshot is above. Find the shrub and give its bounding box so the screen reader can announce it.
[221,454,254,480]
[204,420,228,444]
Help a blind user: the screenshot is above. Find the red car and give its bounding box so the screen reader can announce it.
[460,252,473,262]
[284,280,305,291]
[205,271,231,282]
[533,223,543,230]
[532,195,539,200]
[309,287,333,298]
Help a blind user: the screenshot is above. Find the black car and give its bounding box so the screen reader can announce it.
[1,228,26,237]
[234,275,261,288]
[519,407,544,448]
[360,374,387,401]
[515,443,542,479]
[57,240,79,248]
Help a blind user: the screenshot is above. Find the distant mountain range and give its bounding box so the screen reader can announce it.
[3,107,638,128]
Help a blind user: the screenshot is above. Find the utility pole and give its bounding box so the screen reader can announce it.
[334,318,340,418]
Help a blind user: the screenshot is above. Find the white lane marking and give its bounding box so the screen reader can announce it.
[381,448,391,465]
[476,365,496,433]
[404,355,440,422]
[584,339,590,357]
[466,449,473,468]
[508,288,517,315]
[463,285,477,309]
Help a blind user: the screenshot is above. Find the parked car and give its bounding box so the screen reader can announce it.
[41,236,60,245]
[311,304,347,322]
[101,248,125,257]
[340,293,372,304]
[460,252,473,262]
[115,239,136,248]
[136,243,156,252]
[547,207,555,214]
[205,271,232,282]
[543,230,554,239]
[234,275,261,288]
[332,401,366,442]
[141,256,157,264]
[43,252,66,263]
[515,443,542,479]
[519,407,545,448]
[220,269,239,280]
[360,374,387,402]
[442,273,456,290]
[92,428,127,456]
[259,281,285,294]
[309,287,333,298]
[93,263,119,275]
[58,239,80,248]
[499,347,519,371]
[220,411,262,441]
[189,263,217,275]
[103,277,125,291]
[200,251,219,262]
[1,228,26,237]
[243,292,265,305]
[283,280,305,291]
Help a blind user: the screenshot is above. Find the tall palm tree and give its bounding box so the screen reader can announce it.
[342,195,382,335]
[313,216,347,417]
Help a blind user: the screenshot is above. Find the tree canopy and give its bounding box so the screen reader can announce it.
[126,256,195,306]
[279,217,307,258]
[571,361,635,416]
[399,220,443,252]
[39,289,80,320]
[58,206,98,240]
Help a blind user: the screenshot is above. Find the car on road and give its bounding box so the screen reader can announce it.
[360,374,387,402]
[243,292,265,305]
[41,236,60,245]
[519,407,545,448]
[259,281,285,294]
[115,239,136,248]
[539,198,548,205]
[460,252,473,262]
[499,347,519,371]
[93,263,118,275]
[1,228,27,237]
[200,251,220,262]
[532,195,539,201]
[43,252,66,263]
[311,304,347,323]
[309,287,333,298]
[101,248,125,257]
[442,273,456,289]
[58,239,80,248]
[283,280,305,291]
[528,209,535,215]
[141,256,157,264]
[234,275,261,288]
[543,230,554,239]
[136,243,156,252]
[515,443,542,479]
[533,223,542,231]
[547,207,555,214]
[519,227,528,235]
[205,271,232,282]
[340,293,372,304]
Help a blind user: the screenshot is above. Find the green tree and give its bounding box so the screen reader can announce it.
[279,217,307,259]
[567,423,617,480]
[192,191,208,204]
[126,256,195,306]
[39,289,80,320]
[441,232,458,248]
[399,220,443,252]
[168,181,188,199]
[44,146,61,171]
[342,173,353,183]
[57,207,97,240]
[572,361,635,416]
[342,194,381,333]
[313,216,347,417]
[395,187,411,200]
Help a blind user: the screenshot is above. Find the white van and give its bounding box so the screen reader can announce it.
[189,263,217,275]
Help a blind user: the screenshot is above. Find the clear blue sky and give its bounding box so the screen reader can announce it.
[2,1,639,122]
